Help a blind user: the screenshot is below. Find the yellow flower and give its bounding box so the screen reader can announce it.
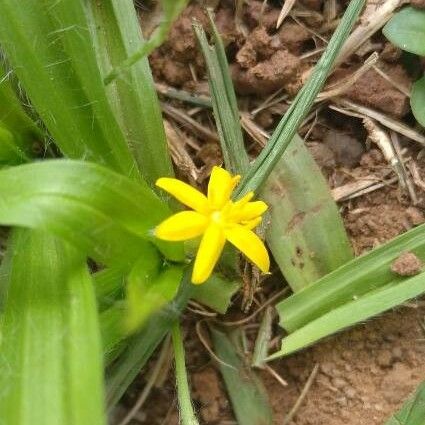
[154,166,270,284]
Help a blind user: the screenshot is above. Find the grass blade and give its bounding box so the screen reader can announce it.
[386,381,425,425]
[236,0,366,196]
[0,0,138,177]
[193,14,250,175]
[0,229,105,425]
[87,0,174,185]
[172,322,200,425]
[104,0,188,85]
[270,270,425,358]
[211,328,273,425]
[277,223,425,334]
[194,18,352,291]
[0,159,182,266]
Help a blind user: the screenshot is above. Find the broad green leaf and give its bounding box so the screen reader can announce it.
[270,270,425,357]
[386,381,425,425]
[0,229,105,425]
[106,274,193,408]
[104,0,189,85]
[411,76,425,127]
[235,0,366,197]
[263,135,353,291]
[0,0,138,177]
[126,263,183,333]
[383,7,425,56]
[0,160,183,266]
[87,0,174,185]
[101,304,127,366]
[211,328,273,425]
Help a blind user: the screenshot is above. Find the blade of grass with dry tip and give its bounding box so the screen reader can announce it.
[277,223,425,334]
[193,14,250,175]
[86,0,174,185]
[211,328,273,425]
[386,381,425,425]
[0,159,183,266]
[235,0,366,197]
[105,273,193,408]
[194,18,352,291]
[172,322,200,425]
[0,229,105,425]
[269,269,425,358]
[104,0,189,85]
[0,0,138,177]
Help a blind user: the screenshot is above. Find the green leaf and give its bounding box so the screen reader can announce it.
[211,328,273,425]
[193,14,250,175]
[104,0,189,85]
[411,76,425,127]
[194,16,352,291]
[126,263,183,333]
[263,135,353,291]
[106,274,193,408]
[87,0,174,185]
[0,229,106,425]
[386,381,425,425]
[0,0,138,177]
[383,7,425,56]
[172,322,200,425]
[0,64,42,163]
[0,159,183,266]
[276,223,425,334]
[235,0,366,197]
[270,270,425,358]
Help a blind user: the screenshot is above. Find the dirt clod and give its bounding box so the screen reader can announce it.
[391,251,423,276]
[323,130,364,167]
[406,206,425,226]
[411,0,425,8]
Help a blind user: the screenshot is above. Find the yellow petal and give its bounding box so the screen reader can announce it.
[192,223,226,284]
[156,177,209,213]
[230,201,268,222]
[207,166,240,209]
[155,211,208,241]
[233,191,254,207]
[244,216,262,230]
[225,225,270,273]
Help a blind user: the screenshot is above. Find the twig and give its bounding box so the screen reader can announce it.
[282,364,320,425]
[276,0,297,28]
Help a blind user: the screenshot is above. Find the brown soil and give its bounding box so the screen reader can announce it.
[122,1,425,424]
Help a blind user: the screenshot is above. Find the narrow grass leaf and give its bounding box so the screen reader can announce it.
[87,0,174,185]
[0,0,138,177]
[0,160,183,266]
[104,0,189,85]
[0,229,105,425]
[270,270,425,358]
[211,328,273,425]
[172,322,200,425]
[193,15,250,174]
[277,223,425,333]
[386,381,425,425]
[235,0,366,196]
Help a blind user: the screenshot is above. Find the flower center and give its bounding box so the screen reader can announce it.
[211,211,223,225]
